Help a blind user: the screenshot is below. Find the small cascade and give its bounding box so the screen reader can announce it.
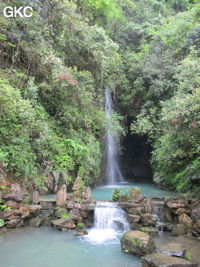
[152,200,165,233]
[105,88,124,185]
[85,201,130,244]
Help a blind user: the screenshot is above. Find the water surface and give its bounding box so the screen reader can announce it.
[92,182,175,200]
[0,227,141,267]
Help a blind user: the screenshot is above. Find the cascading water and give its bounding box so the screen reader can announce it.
[85,201,130,244]
[105,88,124,185]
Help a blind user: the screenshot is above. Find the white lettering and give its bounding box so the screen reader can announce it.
[3,7,13,18]
[14,7,24,17]
[23,6,33,18]
[3,6,33,18]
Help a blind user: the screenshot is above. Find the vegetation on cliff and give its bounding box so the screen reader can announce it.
[0,0,199,194]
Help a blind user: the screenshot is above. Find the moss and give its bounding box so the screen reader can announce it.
[185,252,193,261]
[77,223,85,229]
[62,213,71,219]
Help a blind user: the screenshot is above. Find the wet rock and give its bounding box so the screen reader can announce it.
[70,209,82,223]
[121,230,155,256]
[191,203,200,222]
[141,213,155,226]
[127,214,141,223]
[56,185,67,207]
[6,218,22,228]
[3,183,24,202]
[157,242,186,257]
[40,216,52,226]
[28,204,42,214]
[29,216,42,227]
[54,207,68,218]
[40,209,54,217]
[32,191,40,204]
[172,224,187,235]
[163,206,173,223]
[142,253,198,267]
[119,202,143,209]
[75,229,88,236]
[52,218,76,230]
[139,227,158,235]
[84,218,94,227]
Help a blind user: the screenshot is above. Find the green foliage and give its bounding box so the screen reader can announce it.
[77,223,85,229]
[0,200,11,212]
[112,189,121,201]
[0,219,5,228]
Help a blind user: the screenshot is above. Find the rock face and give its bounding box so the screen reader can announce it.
[118,194,200,237]
[121,230,155,256]
[3,183,25,202]
[142,253,198,267]
[56,185,67,207]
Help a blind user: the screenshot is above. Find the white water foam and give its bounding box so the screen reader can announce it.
[85,202,130,244]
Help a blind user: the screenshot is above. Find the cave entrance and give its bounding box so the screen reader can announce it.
[121,132,153,182]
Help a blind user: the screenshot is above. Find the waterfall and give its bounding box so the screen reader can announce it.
[85,202,130,244]
[152,199,165,232]
[105,88,124,185]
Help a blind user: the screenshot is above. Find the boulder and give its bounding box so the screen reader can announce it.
[70,209,82,222]
[75,229,88,236]
[142,253,198,267]
[29,216,42,227]
[166,199,186,209]
[173,208,190,215]
[54,207,68,218]
[56,185,67,207]
[157,242,186,257]
[28,204,42,214]
[127,214,141,223]
[40,209,54,217]
[121,230,155,256]
[172,224,187,235]
[52,218,76,230]
[32,191,40,204]
[179,214,192,226]
[3,183,24,202]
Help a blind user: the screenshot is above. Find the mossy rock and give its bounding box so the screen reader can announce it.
[121,230,155,257]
